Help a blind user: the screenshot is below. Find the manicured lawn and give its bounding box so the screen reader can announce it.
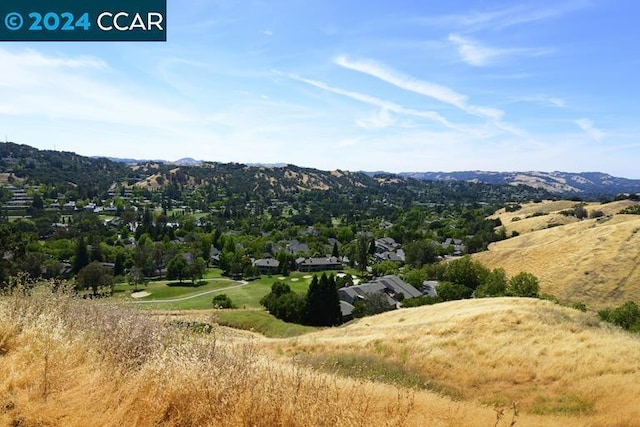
[203,268,224,279]
[118,268,363,312]
[114,278,238,301]
[134,275,309,310]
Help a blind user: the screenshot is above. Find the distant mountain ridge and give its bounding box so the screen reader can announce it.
[398,171,640,196]
[100,156,203,166]
[3,141,638,198]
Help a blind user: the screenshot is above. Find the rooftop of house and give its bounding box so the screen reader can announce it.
[295,256,342,266]
[253,258,280,268]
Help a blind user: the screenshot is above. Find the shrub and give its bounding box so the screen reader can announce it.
[401,295,441,308]
[572,302,587,312]
[212,294,235,309]
[589,210,605,219]
[437,282,473,301]
[619,205,640,215]
[260,282,305,324]
[539,294,560,304]
[599,301,640,332]
[507,272,539,298]
[475,268,507,297]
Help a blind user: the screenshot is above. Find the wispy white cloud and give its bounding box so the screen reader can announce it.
[505,95,567,108]
[333,55,527,136]
[355,108,396,129]
[548,97,567,108]
[447,34,503,66]
[448,34,551,66]
[575,118,605,141]
[2,49,107,70]
[418,1,590,32]
[288,73,461,131]
[0,48,194,127]
[334,55,489,116]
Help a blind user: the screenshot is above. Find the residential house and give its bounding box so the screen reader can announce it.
[209,245,221,265]
[337,275,423,319]
[422,280,440,298]
[373,237,405,263]
[339,300,356,321]
[338,282,397,317]
[374,249,406,263]
[442,238,466,256]
[253,258,280,275]
[295,256,342,272]
[374,237,400,254]
[285,239,310,255]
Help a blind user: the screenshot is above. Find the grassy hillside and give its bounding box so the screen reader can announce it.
[279,298,640,425]
[0,288,417,427]
[477,201,640,308]
[491,199,638,236]
[2,289,640,426]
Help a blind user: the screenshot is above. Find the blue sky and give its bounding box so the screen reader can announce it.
[1,0,639,177]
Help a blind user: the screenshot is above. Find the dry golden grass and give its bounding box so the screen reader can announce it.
[476,209,640,308]
[3,287,640,426]
[279,298,640,426]
[0,287,492,427]
[491,200,640,237]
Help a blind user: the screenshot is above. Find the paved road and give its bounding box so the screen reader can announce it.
[131,279,249,304]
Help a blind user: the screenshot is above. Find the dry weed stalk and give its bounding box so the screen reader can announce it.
[0,284,420,427]
[494,402,518,427]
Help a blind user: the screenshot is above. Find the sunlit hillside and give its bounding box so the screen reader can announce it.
[280,298,640,426]
[0,289,419,427]
[477,201,640,308]
[490,199,639,236]
[2,289,640,426]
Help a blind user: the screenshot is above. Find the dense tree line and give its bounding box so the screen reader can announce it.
[0,141,563,295]
[401,256,540,307]
[260,273,342,326]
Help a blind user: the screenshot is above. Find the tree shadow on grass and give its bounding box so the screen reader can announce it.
[166,280,209,288]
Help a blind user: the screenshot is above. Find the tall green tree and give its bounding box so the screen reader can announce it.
[73,236,90,274]
[475,267,508,297]
[187,257,206,284]
[405,239,438,268]
[260,282,304,323]
[356,235,370,273]
[444,255,489,290]
[304,273,341,326]
[167,254,188,283]
[76,261,114,297]
[331,241,339,258]
[126,266,147,292]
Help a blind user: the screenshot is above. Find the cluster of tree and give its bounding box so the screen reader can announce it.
[0,142,567,296]
[559,204,589,219]
[75,261,114,297]
[401,256,539,307]
[598,301,640,333]
[0,142,138,199]
[619,205,640,215]
[260,273,341,326]
[166,254,206,284]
